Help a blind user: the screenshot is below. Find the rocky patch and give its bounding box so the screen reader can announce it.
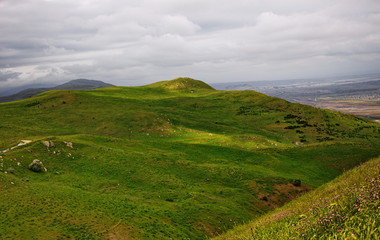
[28,159,47,173]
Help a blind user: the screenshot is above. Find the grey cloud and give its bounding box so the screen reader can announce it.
[0,0,380,87]
[0,70,21,82]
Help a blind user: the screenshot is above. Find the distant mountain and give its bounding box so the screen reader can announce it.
[0,88,50,103]
[53,79,114,90]
[0,83,54,97]
[0,79,114,103]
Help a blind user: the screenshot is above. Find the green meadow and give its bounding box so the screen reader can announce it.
[213,156,380,240]
[0,78,379,239]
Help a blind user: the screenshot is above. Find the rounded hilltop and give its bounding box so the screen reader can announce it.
[147,77,215,91]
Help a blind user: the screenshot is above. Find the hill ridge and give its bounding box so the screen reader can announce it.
[147,77,215,91]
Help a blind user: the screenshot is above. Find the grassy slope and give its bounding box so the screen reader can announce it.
[213,156,380,240]
[0,78,379,239]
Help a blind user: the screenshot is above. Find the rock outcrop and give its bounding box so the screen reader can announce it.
[28,159,46,172]
[42,141,55,147]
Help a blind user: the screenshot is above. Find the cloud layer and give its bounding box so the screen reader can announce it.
[1,0,380,88]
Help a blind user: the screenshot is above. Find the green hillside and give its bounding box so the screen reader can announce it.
[0,78,379,239]
[213,156,380,240]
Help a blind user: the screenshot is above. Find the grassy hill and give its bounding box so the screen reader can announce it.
[0,78,379,239]
[213,156,380,240]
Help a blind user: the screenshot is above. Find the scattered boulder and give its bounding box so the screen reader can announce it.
[295,142,304,146]
[28,159,46,173]
[7,168,15,174]
[42,141,55,147]
[63,141,73,149]
[292,179,302,187]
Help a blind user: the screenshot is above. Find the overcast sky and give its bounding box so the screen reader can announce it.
[1,0,380,88]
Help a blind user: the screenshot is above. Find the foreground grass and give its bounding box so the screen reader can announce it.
[213,156,380,240]
[3,136,378,239]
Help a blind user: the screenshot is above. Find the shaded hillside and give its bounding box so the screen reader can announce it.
[0,78,379,239]
[0,79,114,103]
[214,156,380,240]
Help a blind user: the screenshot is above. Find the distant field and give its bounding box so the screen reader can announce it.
[213,75,380,122]
[314,98,380,122]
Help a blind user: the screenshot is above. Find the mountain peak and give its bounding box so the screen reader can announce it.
[148,77,215,91]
